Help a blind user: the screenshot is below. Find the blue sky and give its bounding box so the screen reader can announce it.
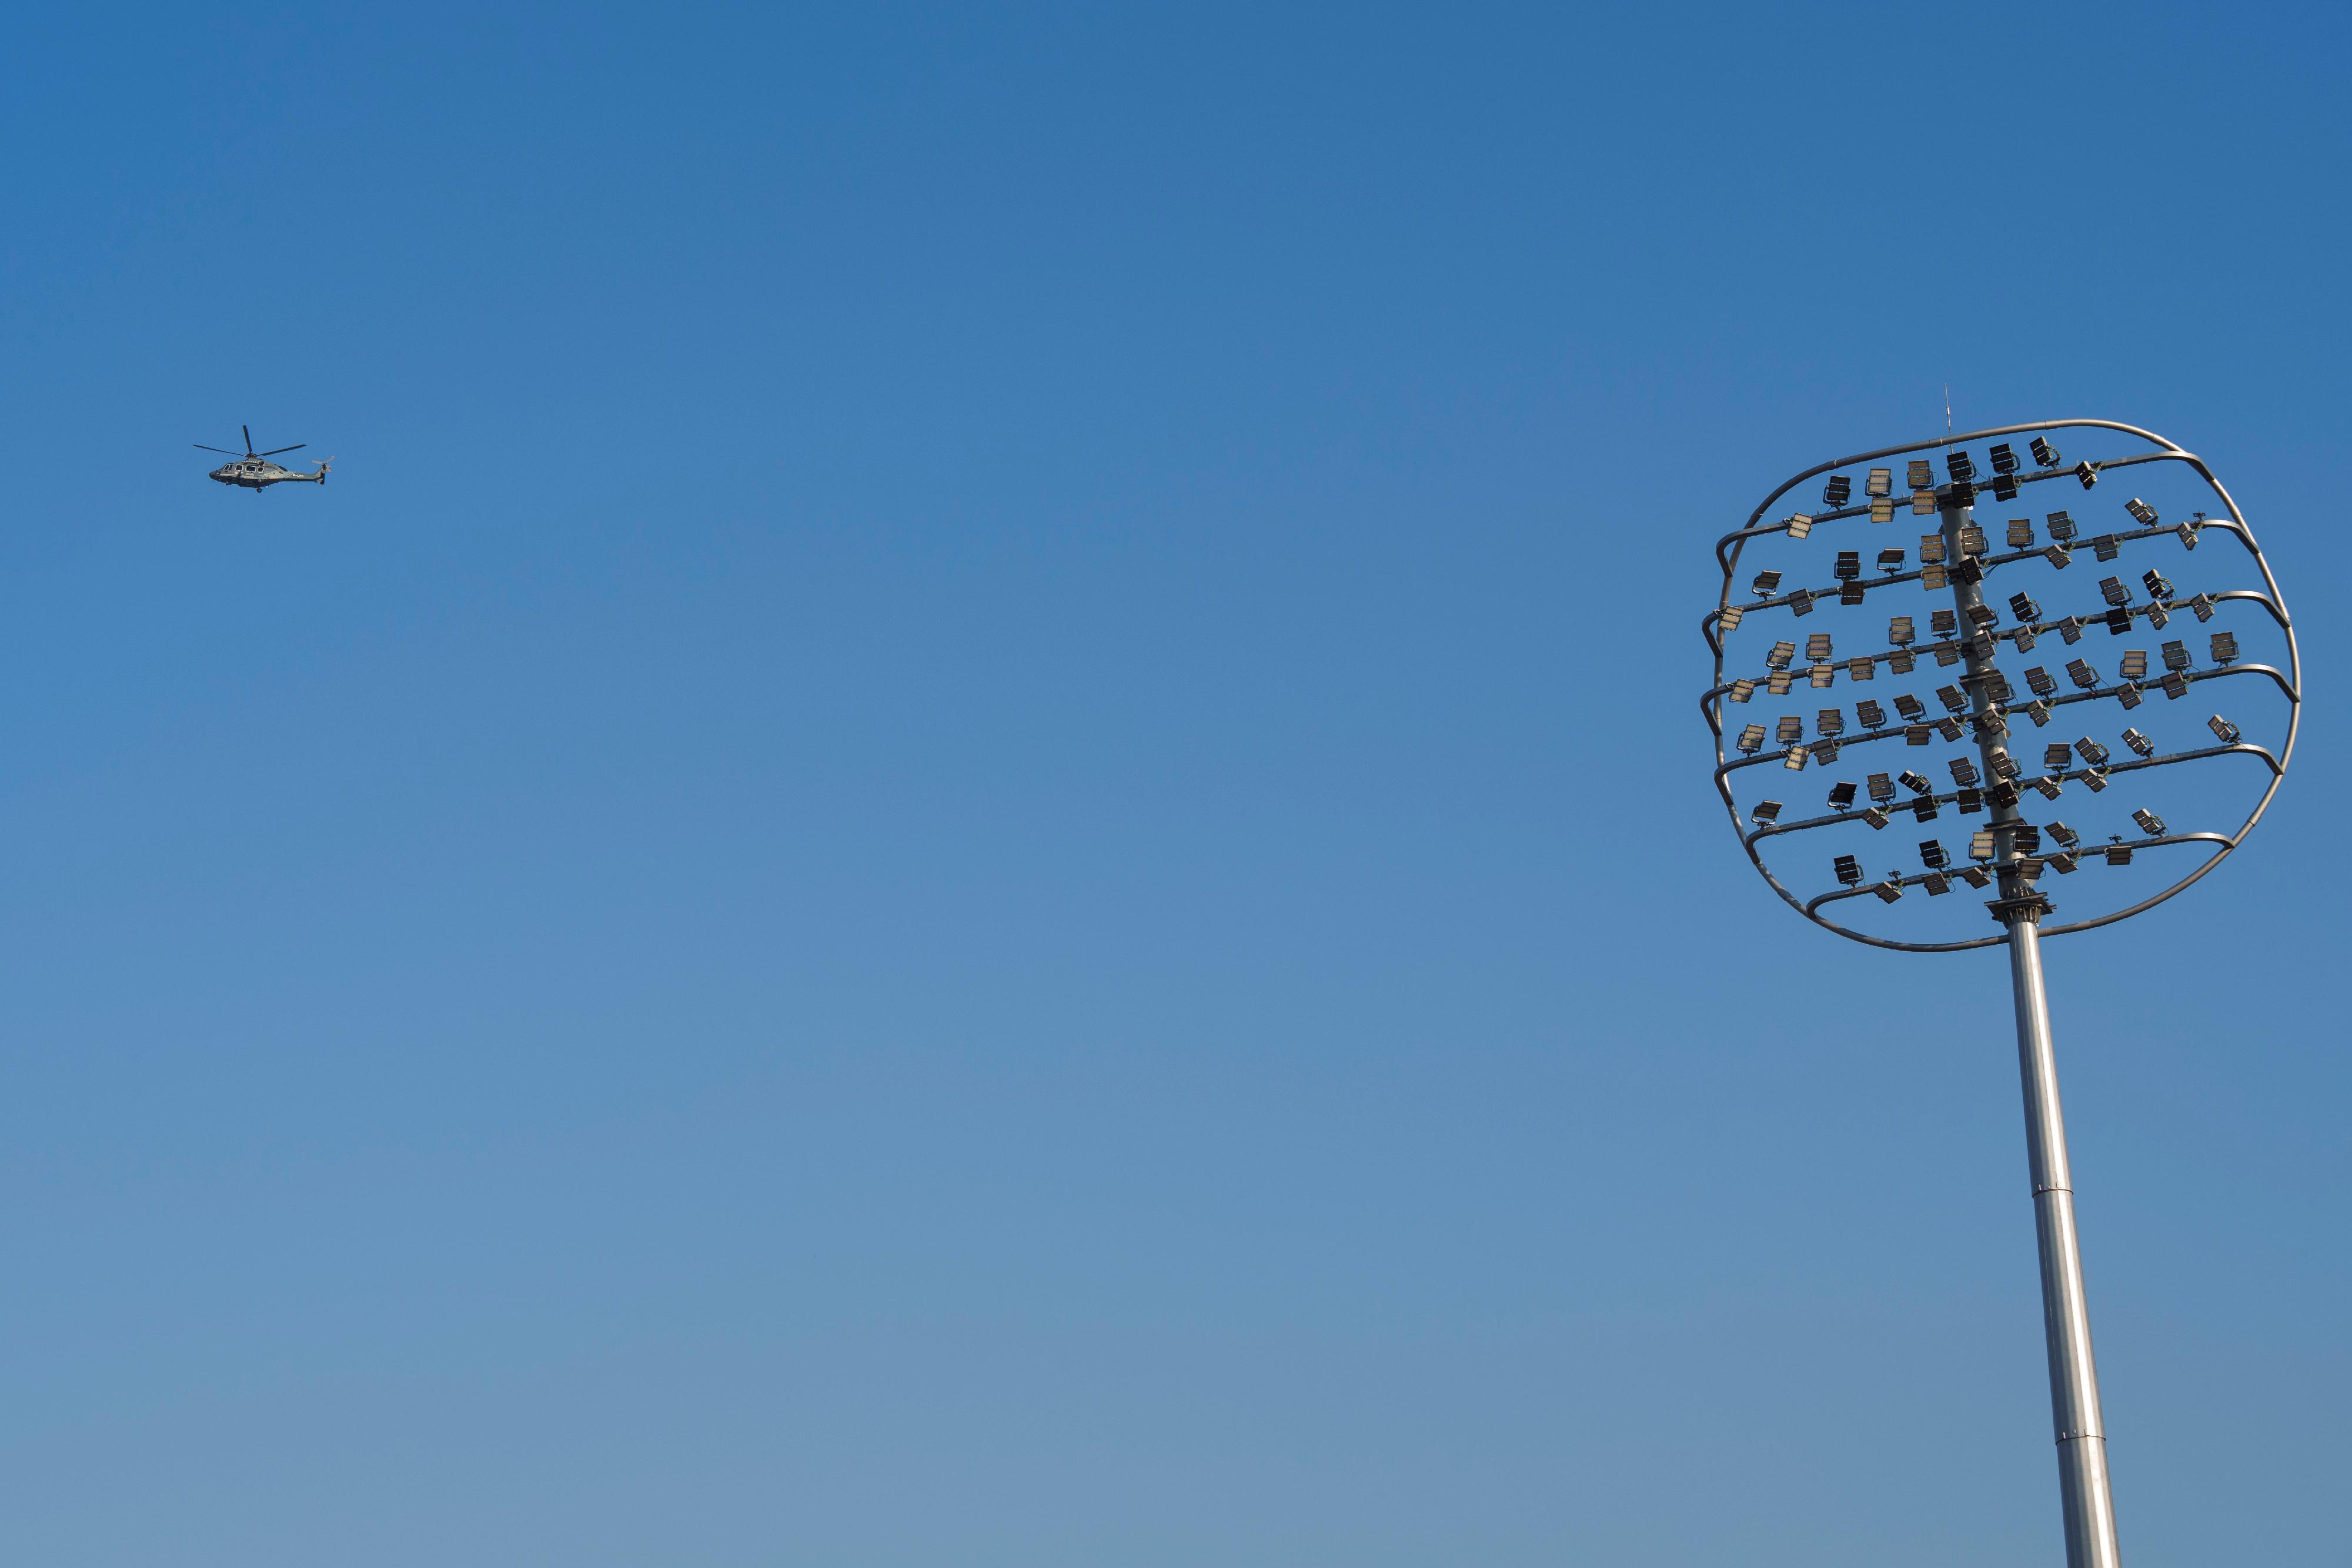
[1,5,2344,1564]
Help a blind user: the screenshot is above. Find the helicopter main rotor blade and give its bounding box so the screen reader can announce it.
[194,444,240,453]
[258,444,306,456]
[242,424,254,456]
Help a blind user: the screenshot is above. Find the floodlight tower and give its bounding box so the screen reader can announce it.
[1702,421,2299,1568]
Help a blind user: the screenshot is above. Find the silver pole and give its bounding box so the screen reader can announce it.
[2006,912,2122,1568]
[1938,494,2122,1566]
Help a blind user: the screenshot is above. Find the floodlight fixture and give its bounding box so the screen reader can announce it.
[1707,420,2300,1568]
[1752,569,1782,597]
[1805,633,1834,662]
[1751,800,1782,825]
[1767,640,1796,670]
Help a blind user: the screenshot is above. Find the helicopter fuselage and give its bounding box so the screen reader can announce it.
[209,459,326,489]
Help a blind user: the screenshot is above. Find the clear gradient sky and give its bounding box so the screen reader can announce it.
[1,6,2345,1566]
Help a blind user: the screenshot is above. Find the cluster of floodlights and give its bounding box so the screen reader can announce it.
[1700,420,2299,1568]
[1706,420,2297,951]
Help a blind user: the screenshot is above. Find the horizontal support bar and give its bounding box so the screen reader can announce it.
[1800,831,2237,917]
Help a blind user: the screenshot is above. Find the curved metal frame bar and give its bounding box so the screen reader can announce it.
[1705,420,2300,952]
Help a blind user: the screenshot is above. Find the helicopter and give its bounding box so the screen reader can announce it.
[195,426,332,490]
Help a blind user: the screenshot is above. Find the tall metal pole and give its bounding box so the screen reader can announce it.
[1939,491,2122,1566]
[2006,912,2122,1568]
